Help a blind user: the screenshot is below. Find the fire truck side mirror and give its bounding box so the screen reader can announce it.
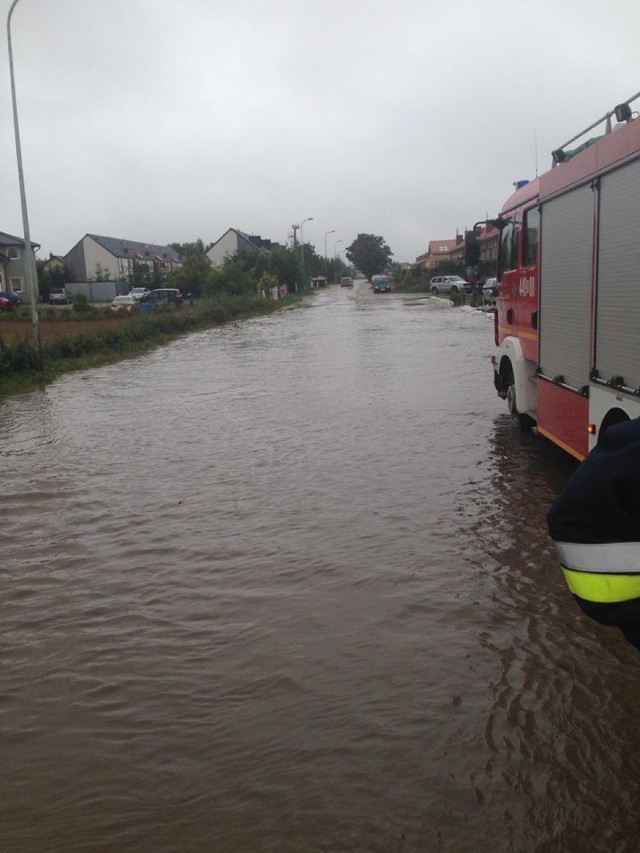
[464,230,480,266]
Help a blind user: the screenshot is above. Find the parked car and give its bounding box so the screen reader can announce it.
[0,291,20,306]
[110,294,138,313]
[482,277,498,303]
[372,275,391,293]
[139,288,183,311]
[0,295,13,312]
[429,275,471,295]
[49,287,72,305]
[129,287,150,301]
[340,277,353,287]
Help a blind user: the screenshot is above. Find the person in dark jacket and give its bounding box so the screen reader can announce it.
[547,417,640,650]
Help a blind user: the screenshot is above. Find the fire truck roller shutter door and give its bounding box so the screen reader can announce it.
[538,184,594,391]
[595,157,640,389]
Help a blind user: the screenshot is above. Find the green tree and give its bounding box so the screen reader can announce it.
[167,254,211,298]
[269,245,304,288]
[345,233,393,280]
[299,242,324,278]
[169,238,211,257]
[130,261,151,288]
[328,255,349,283]
[37,261,76,302]
[204,257,259,297]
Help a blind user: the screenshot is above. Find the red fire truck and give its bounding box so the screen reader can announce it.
[486,92,640,460]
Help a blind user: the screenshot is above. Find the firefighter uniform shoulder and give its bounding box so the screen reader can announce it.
[547,418,640,650]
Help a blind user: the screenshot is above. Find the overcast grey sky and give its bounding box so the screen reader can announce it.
[2,0,639,264]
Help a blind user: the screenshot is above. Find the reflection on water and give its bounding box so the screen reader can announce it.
[2,285,639,853]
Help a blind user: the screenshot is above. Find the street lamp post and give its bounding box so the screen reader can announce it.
[333,239,343,284]
[7,0,40,360]
[324,230,335,284]
[299,217,313,268]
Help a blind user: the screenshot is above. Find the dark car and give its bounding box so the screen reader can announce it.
[139,288,183,312]
[372,275,391,293]
[0,291,20,306]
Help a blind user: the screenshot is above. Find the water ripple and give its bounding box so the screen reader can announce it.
[2,286,639,852]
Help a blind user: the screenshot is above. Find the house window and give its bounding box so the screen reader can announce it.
[10,277,23,292]
[6,246,20,259]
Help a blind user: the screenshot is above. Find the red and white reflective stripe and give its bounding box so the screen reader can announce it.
[554,541,640,574]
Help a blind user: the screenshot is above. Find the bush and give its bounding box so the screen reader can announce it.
[72,293,91,314]
[0,336,41,372]
[205,258,259,297]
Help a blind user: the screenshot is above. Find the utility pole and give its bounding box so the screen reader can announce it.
[7,0,40,363]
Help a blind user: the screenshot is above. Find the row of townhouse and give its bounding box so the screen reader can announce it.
[415,225,499,273]
[0,227,277,298]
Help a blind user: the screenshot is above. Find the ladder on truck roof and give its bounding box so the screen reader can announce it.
[551,90,640,166]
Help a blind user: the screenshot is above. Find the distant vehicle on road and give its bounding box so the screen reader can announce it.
[340,277,353,287]
[429,275,471,295]
[372,276,391,293]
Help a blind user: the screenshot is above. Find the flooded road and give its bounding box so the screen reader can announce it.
[2,282,639,852]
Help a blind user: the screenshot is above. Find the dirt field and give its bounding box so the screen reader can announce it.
[0,318,120,345]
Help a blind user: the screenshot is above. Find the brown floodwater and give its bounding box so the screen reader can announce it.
[2,283,639,853]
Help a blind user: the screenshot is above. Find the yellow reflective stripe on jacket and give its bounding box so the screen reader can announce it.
[562,566,640,603]
[555,541,640,573]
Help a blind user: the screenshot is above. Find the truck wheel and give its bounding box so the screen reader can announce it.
[507,382,534,433]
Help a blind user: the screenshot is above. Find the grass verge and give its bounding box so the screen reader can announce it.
[0,292,306,400]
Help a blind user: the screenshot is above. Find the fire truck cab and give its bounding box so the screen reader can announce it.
[489,93,640,460]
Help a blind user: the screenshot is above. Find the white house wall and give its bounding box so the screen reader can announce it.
[207,231,241,268]
[83,236,121,280]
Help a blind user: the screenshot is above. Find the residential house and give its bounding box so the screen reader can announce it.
[478,223,499,268]
[416,236,464,270]
[206,228,275,268]
[42,253,66,273]
[64,234,183,286]
[416,226,499,276]
[0,230,40,295]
